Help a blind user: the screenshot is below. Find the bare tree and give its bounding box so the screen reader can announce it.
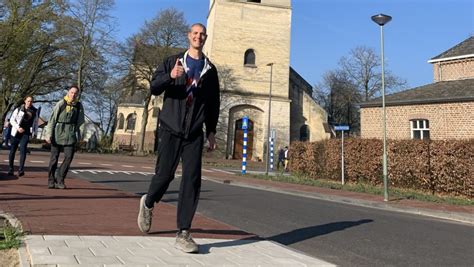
[0,0,70,124]
[314,70,361,132]
[339,46,407,101]
[62,0,116,93]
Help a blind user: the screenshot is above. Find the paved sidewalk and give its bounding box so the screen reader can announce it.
[22,235,332,266]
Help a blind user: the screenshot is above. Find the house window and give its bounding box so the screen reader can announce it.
[126,113,136,131]
[244,49,256,66]
[300,125,310,141]
[411,119,430,140]
[117,113,124,129]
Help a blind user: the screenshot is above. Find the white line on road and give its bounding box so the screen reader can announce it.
[100,163,113,166]
[30,160,45,163]
[203,169,215,173]
[142,166,153,169]
[121,165,134,168]
[70,169,154,175]
[78,162,91,165]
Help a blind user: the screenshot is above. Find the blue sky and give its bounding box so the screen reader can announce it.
[111,0,473,89]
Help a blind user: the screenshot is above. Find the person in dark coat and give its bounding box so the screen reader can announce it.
[137,23,220,254]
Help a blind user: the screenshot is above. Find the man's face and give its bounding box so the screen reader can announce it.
[188,25,207,50]
[24,97,33,108]
[68,87,79,101]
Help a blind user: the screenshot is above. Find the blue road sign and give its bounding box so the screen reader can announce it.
[334,125,350,131]
[242,116,248,130]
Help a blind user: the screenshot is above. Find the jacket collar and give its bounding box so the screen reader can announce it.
[179,50,212,79]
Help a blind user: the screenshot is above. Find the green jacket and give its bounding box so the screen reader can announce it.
[46,99,85,146]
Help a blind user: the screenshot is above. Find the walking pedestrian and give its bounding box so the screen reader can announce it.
[45,86,85,189]
[137,23,220,254]
[8,96,38,176]
[284,146,289,172]
[277,146,285,170]
[2,119,12,149]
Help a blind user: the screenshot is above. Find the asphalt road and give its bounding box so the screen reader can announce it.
[70,169,474,267]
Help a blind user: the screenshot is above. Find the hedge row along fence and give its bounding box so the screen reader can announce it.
[289,139,473,198]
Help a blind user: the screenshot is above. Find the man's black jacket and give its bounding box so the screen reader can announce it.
[150,51,220,139]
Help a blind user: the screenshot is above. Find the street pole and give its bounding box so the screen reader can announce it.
[372,14,392,202]
[265,63,273,176]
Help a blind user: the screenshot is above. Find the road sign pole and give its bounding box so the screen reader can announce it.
[334,125,350,185]
[341,130,345,185]
[242,116,248,175]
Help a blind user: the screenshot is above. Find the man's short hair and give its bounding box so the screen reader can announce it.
[190,23,207,33]
[69,85,80,91]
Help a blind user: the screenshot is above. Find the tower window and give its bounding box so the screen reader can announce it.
[244,49,256,66]
[247,0,261,3]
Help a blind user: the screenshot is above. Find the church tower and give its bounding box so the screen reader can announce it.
[205,0,292,160]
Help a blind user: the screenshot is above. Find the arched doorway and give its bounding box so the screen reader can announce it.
[233,118,254,160]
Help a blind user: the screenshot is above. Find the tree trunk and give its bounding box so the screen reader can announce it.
[138,92,152,152]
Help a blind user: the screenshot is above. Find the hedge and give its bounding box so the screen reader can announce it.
[289,138,473,198]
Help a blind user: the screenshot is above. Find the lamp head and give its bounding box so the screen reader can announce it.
[371,14,392,26]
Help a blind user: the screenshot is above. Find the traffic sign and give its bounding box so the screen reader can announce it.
[334,125,350,131]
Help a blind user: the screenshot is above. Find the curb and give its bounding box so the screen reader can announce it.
[0,212,30,267]
[203,176,474,226]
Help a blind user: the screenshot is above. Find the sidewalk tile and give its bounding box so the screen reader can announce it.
[50,247,94,257]
[75,255,122,265]
[89,247,133,257]
[31,255,78,265]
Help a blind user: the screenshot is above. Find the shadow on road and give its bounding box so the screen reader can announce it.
[198,219,373,254]
[269,219,374,245]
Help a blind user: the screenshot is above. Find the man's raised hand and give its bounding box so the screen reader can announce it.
[171,58,184,79]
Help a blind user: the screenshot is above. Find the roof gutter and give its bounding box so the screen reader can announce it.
[428,54,474,63]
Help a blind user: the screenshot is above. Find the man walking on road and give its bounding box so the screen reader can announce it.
[137,23,220,254]
[46,86,85,189]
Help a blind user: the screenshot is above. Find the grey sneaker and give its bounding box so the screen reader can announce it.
[137,194,153,233]
[175,230,198,253]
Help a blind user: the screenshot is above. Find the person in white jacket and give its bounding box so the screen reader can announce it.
[8,96,38,176]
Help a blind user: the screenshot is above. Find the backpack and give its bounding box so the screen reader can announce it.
[56,100,82,124]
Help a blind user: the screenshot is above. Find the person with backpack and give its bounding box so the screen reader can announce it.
[8,96,38,176]
[45,86,85,189]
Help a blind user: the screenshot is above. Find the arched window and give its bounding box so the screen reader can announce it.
[300,125,310,141]
[117,113,124,129]
[244,49,256,66]
[126,113,136,131]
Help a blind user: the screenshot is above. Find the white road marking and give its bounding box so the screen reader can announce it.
[30,160,45,163]
[70,169,154,175]
[121,165,134,168]
[78,162,91,165]
[100,163,113,166]
[202,169,215,173]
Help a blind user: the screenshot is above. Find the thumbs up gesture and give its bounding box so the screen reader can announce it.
[171,58,184,79]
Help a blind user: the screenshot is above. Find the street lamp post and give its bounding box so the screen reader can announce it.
[265,63,274,175]
[371,13,392,202]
